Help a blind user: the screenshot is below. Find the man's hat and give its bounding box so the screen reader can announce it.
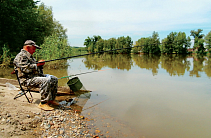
[24,40,41,49]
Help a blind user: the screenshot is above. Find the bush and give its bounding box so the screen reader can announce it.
[0,45,12,68]
[34,33,72,69]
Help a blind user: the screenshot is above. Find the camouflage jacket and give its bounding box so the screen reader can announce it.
[13,49,44,82]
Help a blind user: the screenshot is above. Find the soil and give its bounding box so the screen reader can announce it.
[0,78,100,138]
[0,79,43,138]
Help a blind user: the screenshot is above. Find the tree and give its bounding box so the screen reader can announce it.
[84,35,102,53]
[0,1,68,55]
[35,3,67,45]
[174,32,191,54]
[95,39,104,52]
[0,0,38,53]
[134,37,147,52]
[135,32,160,54]
[161,32,190,54]
[148,31,160,54]
[190,29,205,54]
[115,36,132,54]
[106,38,116,53]
[205,31,211,53]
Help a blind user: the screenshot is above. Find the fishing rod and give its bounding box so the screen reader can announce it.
[58,69,109,79]
[36,39,193,64]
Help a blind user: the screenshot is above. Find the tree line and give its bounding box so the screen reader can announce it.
[84,29,211,54]
[84,36,133,54]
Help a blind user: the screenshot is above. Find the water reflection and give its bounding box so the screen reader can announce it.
[82,53,211,78]
[160,54,191,76]
[190,55,206,77]
[132,54,160,76]
[43,68,69,86]
[2,54,211,82]
[204,56,211,77]
[83,54,132,70]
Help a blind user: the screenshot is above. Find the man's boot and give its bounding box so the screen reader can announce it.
[38,102,54,111]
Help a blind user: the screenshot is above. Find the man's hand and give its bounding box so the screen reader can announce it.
[37,59,45,66]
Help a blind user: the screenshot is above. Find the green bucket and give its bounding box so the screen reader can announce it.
[67,77,83,92]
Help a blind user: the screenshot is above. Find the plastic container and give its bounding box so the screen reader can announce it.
[67,77,83,92]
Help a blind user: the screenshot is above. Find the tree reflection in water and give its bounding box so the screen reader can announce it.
[82,53,211,78]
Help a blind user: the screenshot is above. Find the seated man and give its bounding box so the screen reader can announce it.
[13,40,59,111]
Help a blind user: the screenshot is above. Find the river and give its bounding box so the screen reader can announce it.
[1,54,211,138]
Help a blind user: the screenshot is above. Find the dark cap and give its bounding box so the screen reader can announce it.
[24,40,41,49]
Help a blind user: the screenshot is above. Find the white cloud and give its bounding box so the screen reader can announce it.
[39,0,211,46]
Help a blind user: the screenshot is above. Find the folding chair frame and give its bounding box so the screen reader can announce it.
[13,69,33,103]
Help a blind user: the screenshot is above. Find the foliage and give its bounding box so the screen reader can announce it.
[0,0,38,53]
[116,36,133,54]
[33,33,71,68]
[205,31,211,53]
[84,35,102,53]
[0,45,12,68]
[174,32,191,54]
[84,35,133,54]
[190,29,205,54]
[135,31,160,54]
[160,32,191,54]
[0,1,67,55]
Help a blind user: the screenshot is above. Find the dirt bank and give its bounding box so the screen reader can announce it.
[0,78,106,138]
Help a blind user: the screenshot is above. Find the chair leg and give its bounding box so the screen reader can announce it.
[14,90,33,103]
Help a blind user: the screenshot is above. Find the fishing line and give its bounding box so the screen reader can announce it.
[82,98,109,111]
[58,69,109,79]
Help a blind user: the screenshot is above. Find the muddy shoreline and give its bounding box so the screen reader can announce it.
[0,78,108,138]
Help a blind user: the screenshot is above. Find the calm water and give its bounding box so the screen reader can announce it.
[1,54,211,138]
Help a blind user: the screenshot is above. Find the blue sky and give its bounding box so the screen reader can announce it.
[38,0,211,47]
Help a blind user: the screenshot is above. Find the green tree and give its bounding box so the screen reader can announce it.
[35,3,67,45]
[205,31,211,53]
[190,29,205,54]
[115,36,132,54]
[0,1,68,55]
[84,35,102,53]
[0,0,38,53]
[142,38,150,53]
[160,37,168,53]
[134,37,147,52]
[174,32,191,54]
[95,39,104,52]
[135,32,160,54]
[161,32,190,54]
[166,32,177,54]
[148,31,160,54]
[106,38,116,53]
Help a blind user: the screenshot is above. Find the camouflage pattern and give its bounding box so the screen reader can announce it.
[13,49,58,102]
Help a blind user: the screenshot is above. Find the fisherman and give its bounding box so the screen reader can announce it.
[13,40,59,111]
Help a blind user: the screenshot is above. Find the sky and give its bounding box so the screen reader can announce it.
[38,0,211,47]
